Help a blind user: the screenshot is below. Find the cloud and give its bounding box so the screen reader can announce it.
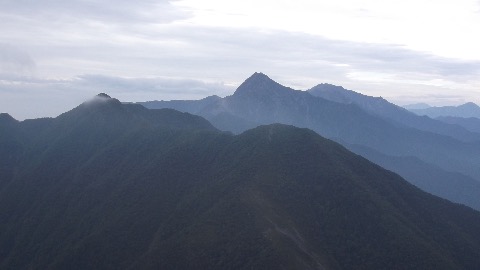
[75,74,234,98]
[152,26,480,87]
[2,0,480,119]
[0,74,235,120]
[0,0,189,24]
[3,0,479,85]
[0,44,36,76]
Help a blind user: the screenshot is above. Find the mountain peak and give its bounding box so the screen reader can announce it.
[403,103,431,110]
[87,93,119,105]
[55,93,123,121]
[0,113,18,126]
[0,112,15,120]
[460,102,479,109]
[309,83,364,104]
[311,83,346,92]
[233,72,293,97]
[243,72,276,85]
[96,93,111,99]
[250,71,269,79]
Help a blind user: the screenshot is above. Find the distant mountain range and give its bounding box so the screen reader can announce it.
[403,103,431,110]
[138,72,480,211]
[2,94,480,269]
[408,102,480,118]
[436,116,480,134]
[308,83,479,142]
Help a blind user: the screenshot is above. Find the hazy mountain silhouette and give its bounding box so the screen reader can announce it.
[347,143,480,211]
[436,116,480,134]
[2,96,480,269]
[136,73,480,210]
[403,103,431,110]
[308,83,480,142]
[139,95,221,114]
[410,102,480,118]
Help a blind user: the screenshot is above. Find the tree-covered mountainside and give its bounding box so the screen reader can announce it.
[137,73,480,211]
[2,95,480,269]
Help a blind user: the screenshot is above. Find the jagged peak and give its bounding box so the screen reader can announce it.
[309,83,360,98]
[310,83,387,100]
[233,72,292,97]
[202,95,222,101]
[86,93,120,105]
[96,93,111,99]
[250,72,269,79]
[242,72,277,85]
[0,113,18,124]
[57,93,123,119]
[459,102,479,108]
[311,83,346,91]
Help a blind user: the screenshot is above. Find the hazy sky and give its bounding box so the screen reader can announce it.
[1,0,480,120]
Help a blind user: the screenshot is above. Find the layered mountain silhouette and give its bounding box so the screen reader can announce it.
[436,116,480,134]
[308,83,480,142]
[138,73,480,211]
[346,143,480,210]
[402,103,431,110]
[139,95,222,115]
[409,102,480,118]
[2,95,480,269]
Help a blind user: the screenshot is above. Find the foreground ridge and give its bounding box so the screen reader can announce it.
[1,94,480,269]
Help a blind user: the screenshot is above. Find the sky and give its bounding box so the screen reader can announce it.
[1,0,480,120]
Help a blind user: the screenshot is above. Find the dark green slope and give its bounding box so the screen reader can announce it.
[0,95,221,270]
[2,98,480,269]
[0,113,23,191]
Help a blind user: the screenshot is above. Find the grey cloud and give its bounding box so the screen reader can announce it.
[5,0,478,86]
[75,74,234,98]
[246,31,480,79]
[0,0,189,24]
[151,26,480,84]
[0,74,235,120]
[2,12,480,119]
[0,44,36,76]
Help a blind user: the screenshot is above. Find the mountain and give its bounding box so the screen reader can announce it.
[198,72,317,131]
[136,73,480,210]
[0,113,23,191]
[347,143,480,211]
[139,95,221,114]
[403,103,431,110]
[2,97,480,269]
[204,74,480,182]
[410,102,480,118]
[308,83,480,142]
[436,116,480,134]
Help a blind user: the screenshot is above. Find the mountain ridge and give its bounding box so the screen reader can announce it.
[308,83,480,142]
[3,99,480,269]
[135,73,480,211]
[437,116,480,133]
[410,102,480,118]
[232,72,294,98]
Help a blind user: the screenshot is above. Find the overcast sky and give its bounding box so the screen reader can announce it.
[1,0,480,120]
